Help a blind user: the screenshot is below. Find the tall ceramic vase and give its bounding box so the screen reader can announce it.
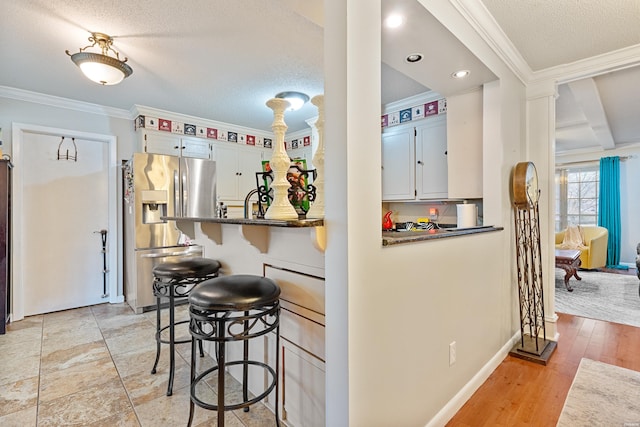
[265,98,298,220]
[306,94,325,219]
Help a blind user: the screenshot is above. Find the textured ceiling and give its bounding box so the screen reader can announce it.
[1,0,638,151]
[481,0,640,71]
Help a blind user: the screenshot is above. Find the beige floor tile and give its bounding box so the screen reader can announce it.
[2,304,280,427]
[86,409,141,427]
[43,306,94,326]
[122,356,191,406]
[104,323,158,355]
[40,339,110,373]
[37,377,132,427]
[1,337,42,359]
[133,381,231,427]
[0,376,38,417]
[98,313,154,340]
[0,405,37,427]
[91,302,136,319]
[42,322,104,355]
[0,316,43,345]
[112,346,168,379]
[39,356,119,403]
[0,353,40,386]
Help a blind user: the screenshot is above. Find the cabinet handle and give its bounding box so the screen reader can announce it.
[417,160,423,165]
[174,146,179,149]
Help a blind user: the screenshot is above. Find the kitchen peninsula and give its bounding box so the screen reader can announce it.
[163,215,326,427]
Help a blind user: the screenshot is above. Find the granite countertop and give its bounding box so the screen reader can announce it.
[162,216,323,228]
[382,225,503,246]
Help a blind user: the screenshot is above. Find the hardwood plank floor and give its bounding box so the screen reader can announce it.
[446,313,640,426]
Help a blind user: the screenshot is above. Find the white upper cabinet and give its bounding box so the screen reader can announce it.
[213,143,265,202]
[416,116,448,199]
[382,126,415,200]
[381,115,448,201]
[140,130,212,159]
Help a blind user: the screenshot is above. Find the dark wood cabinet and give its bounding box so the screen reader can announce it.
[0,159,11,334]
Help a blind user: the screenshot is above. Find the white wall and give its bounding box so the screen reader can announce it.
[0,96,135,306]
[325,1,526,426]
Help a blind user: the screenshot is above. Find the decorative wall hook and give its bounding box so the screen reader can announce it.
[57,136,78,162]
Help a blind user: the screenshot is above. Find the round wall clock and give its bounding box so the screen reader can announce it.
[512,161,539,208]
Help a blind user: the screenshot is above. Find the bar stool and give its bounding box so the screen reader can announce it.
[187,274,281,427]
[151,257,221,396]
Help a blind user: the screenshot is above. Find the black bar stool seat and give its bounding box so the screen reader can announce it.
[187,274,281,427]
[151,256,221,396]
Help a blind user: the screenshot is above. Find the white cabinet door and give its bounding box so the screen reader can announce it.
[180,136,211,159]
[238,148,264,200]
[381,127,415,201]
[281,339,326,427]
[214,143,265,201]
[142,131,181,156]
[416,117,448,199]
[141,132,212,159]
[214,144,241,200]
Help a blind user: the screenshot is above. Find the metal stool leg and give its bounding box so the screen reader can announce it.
[217,316,226,427]
[187,334,197,427]
[242,312,249,412]
[167,284,176,396]
[151,293,162,375]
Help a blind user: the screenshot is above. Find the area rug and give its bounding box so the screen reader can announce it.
[555,270,640,327]
[557,358,640,426]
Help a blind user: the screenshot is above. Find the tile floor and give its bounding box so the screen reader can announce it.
[0,303,278,426]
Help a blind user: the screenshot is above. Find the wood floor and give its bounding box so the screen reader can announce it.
[446,312,640,426]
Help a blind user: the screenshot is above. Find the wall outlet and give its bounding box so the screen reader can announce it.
[449,341,456,366]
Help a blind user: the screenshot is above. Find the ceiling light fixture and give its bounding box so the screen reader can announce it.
[451,70,470,79]
[384,14,404,28]
[406,53,423,63]
[275,91,310,111]
[66,32,133,85]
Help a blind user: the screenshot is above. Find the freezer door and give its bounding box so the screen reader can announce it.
[180,157,217,218]
[132,153,181,249]
[128,245,204,313]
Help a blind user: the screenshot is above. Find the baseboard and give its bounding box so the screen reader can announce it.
[425,330,521,427]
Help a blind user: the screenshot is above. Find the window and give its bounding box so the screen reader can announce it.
[555,166,599,231]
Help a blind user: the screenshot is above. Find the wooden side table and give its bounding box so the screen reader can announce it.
[555,249,582,291]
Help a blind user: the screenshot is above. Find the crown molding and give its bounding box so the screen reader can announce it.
[0,85,131,119]
[449,0,532,85]
[530,44,640,85]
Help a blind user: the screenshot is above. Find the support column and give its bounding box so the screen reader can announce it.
[526,79,559,339]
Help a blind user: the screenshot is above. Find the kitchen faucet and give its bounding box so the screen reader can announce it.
[243,188,259,219]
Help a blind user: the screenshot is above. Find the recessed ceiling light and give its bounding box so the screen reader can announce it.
[451,70,470,79]
[406,53,423,63]
[384,14,404,28]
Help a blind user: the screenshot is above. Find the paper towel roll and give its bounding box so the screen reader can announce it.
[457,204,477,228]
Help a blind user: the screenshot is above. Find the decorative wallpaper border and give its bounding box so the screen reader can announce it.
[135,115,311,150]
[381,98,447,129]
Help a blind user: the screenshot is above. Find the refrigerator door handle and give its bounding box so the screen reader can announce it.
[182,168,188,217]
[173,169,181,217]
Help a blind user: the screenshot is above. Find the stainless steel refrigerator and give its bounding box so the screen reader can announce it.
[123,153,217,313]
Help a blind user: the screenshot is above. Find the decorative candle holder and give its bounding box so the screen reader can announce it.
[264,98,298,220]
[306,94,325,219]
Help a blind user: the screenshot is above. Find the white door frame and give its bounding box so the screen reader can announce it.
[11,123,121,321]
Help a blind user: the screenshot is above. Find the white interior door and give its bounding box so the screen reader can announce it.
[21,132,110,316]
